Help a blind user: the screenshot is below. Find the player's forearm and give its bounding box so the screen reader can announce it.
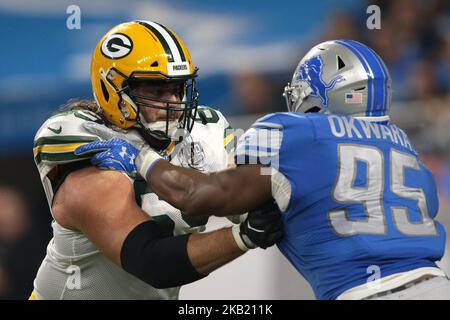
[188,227,244,275]
[147,160,233,216]
[146,161,272,217]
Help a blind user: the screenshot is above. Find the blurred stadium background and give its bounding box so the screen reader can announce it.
[0,0,448,299]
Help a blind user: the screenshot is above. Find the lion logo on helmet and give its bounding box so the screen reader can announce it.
[295,56,345,107]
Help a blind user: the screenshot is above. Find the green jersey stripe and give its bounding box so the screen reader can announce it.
[34,136,98,147]
[35,151,89,165]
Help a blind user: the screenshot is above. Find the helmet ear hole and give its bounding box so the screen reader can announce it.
[150,61,158,67]
[100,79,110,102]
[305,106,321,113]
[337,56,345,70]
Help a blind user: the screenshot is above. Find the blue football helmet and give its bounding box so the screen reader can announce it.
[284,40,392,121]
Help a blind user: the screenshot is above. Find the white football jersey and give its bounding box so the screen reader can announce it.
[32,107,235,300]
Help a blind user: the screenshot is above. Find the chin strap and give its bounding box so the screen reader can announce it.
[136,125,171,151]
[136,113,184,151]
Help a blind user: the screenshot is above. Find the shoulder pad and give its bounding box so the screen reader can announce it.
[33,110,103,165]
[194,106,228,125]
[194,106,235,153]
[252,112,313,128]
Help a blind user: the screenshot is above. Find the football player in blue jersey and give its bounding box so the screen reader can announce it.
[77,40,450,300]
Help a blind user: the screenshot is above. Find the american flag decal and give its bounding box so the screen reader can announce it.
[345,92,363,104]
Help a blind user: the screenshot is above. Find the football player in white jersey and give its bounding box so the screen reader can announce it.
[30,20,283,300]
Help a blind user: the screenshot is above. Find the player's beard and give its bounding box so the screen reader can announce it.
[136,106,191,151]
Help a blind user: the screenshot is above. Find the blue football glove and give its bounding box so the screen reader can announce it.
[75,138,139,177]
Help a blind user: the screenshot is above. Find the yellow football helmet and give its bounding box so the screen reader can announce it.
[91,20,199,148]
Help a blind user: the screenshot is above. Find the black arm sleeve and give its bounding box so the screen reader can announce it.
[120,220,206,289]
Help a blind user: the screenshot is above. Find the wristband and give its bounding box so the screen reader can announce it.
[231,224,250,252]
[136,146,163,180]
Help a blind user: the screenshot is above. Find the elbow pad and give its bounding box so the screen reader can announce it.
[120,220,206,289]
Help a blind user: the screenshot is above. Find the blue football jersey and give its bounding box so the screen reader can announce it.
[235,112,446,300]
